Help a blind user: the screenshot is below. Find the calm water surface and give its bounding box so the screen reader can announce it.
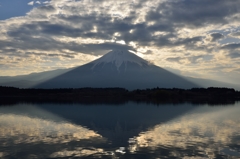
[0,102,240,159]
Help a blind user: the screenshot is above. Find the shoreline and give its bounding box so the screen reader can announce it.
[1,86,239,106]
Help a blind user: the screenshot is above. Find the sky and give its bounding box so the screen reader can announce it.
[0,0,240,84]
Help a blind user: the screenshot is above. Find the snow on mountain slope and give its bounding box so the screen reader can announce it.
[91,50,148,70]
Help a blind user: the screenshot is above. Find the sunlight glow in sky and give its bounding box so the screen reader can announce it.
[0,0,240,84]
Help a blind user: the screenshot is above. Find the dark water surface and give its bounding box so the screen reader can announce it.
[0,102,240,159]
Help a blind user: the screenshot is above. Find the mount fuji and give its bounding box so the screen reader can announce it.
[0,50,238,90]
[35,50,197,89]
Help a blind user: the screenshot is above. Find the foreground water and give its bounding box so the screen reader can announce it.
[0,102,240,159]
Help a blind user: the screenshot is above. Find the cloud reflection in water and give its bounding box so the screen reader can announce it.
[132,104,240,158]
[1,103,240,158]
[0,114,102,145]
[0,104,112,158]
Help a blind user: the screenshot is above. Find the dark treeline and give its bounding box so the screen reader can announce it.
[0,86,240,106]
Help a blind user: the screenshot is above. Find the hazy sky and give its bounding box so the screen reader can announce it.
[0,0,240,84]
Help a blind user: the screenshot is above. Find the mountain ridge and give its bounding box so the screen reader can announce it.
[32,50,199,89]
[0,49,239,90]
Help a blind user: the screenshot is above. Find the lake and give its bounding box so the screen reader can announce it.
[0,102,240,159]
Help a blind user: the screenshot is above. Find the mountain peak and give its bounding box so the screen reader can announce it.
[91,49,148,69]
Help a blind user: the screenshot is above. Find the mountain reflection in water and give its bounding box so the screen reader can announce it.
[0,102,240,159]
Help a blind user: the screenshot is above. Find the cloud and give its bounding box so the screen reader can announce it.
[228,52,240,59]
[27,1,34,5]
[149,0,240,27]
[221,43,240,50]
[166,57,184,64]
[4,0,240,50]
[43,1,50,4]
[229,32,240,38]
[0,0,240,83]
[187,55,204,63]
[37,5,55,11]
[210,33,224,42]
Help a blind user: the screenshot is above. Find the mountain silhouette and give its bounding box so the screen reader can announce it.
[1,49,238,89]
[35,50,197,89]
